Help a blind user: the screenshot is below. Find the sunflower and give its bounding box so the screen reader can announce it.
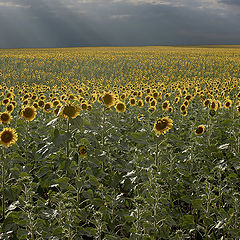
[174,97,180,104]
[180,104,186,113]
[0,127,18,148]
[115,101,126,113]
[203,99,211,107]
[60,104,80,119]
[162,100,169,111]
[44,102,52,113]
[150,99,157,107]
[79,145,87,158]
[87,104,92,111]
[81,103,88,111]
[21,106,37,121]
[6,103,14,113]
[210,100,218,111]
[224,99,232,109]
[129,97,137,106]
[168,107,173,113]
[2,98,10,106]
[138,99,144,108]
[195,125,205,135]
[102,93,115,107]
[153,116,173,135]
[148,106,156,114]
[38,100,45,108]
[0,112,12,124]
[182,110,188,116]
[237,105,240,115]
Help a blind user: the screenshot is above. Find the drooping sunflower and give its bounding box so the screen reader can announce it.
[195,125,205,135]
[21,106,37,122]
[0,127,18,148]
[0,112,12,124]
[115,101,126,113]
[79,145,87,158]
[153,116,173,135]
[60,104,80,119]
[102,93,115,107]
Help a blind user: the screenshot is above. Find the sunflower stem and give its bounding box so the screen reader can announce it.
[1,148,6,221]
[66,119,70,158]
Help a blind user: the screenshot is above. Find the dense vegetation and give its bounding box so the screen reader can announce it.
[0,46,240,239]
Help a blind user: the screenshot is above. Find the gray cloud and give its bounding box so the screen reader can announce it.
[218,0,240,6]
[0,0,239,48]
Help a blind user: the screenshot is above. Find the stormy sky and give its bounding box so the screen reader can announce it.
[0,0,239,48]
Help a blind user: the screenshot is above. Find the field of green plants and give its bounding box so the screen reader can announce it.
[0,46,240,239]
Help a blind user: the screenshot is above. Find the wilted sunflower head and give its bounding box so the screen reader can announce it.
[21,106,37,122]
[102,93,115,107]
[79,145,88,158]
[153,116,173,135]
[195,125,205,135]
[115,101,126,113]
[0,112,12,124]
[0,127,18,148]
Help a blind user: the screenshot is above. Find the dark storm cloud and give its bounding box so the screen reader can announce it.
[0,0,239,48]
[218,0,240,6]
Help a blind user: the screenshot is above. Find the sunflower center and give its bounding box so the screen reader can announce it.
[155,120,168,131]
[117,103,124,111]
[1,113,10,122]
[24,108,34,117]
[1,131,13,143]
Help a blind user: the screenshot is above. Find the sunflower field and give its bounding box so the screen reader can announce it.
[0,46,240,239]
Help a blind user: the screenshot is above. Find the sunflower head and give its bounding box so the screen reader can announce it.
[81,103,88,111]
[224,99,232,109]
[138,99,144,108]
[0,127,18,148]
[60,104,80,119]
[6,103,14,113]
[162,100,169,111]
[79,145,88,158]
[102,93,115,107]
[21,106,37,122]
[153,116,173,135]
[0,112,12,124]
[115,101,126,113]
[195,125,205,135]
[129,97,136,106]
